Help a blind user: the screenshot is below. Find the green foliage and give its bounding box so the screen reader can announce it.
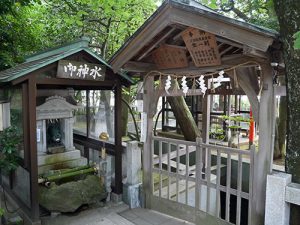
[198,0,279,30]
[0,2,48,70]
[293,31,300,50]
[0,0,157,70]
[220,115,250,123]
[36,0,157,59]
[0,207,4,216]
[0,126,22,174]
[209,124,225,140]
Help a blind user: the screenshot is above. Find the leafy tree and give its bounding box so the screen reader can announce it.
[39,0,157,59]
[0,2,47,70]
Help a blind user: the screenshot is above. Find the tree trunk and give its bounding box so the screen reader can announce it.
[274,1,300,223]
[166,94,201,141]
[278,96,287,155]
[100,90,113,137]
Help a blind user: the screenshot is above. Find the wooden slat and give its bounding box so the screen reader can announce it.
[153,145,196,164]
[159,141,163,198]
[151,139,155,195]
[167,142,171,199]
[154,168,250,199]
[206,149,212,213]
[202,143,251,155]
[236,154,243,225]
[248,145,256,225]
[176,144,180,202]
[216,150,221,217]
[225,153,232,222]
[195,138,201,210]
[185,144,189,204]
[153,135,196,146]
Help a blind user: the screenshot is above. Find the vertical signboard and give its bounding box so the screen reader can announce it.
[182,27,221,67]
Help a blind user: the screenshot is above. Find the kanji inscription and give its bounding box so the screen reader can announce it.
[152,45,188,69]
[182,27,221,67]
[57,60,106,81]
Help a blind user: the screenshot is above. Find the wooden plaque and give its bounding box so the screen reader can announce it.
[57,60,106,81]
[181,27,221,67]
[152,45,188,69]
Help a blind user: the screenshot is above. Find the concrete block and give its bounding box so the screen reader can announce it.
[265,172,291,225]
[126,141,141,185]
[286,182,300,206]
[123,183,141,209]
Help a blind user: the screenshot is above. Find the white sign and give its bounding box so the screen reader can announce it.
[57,60,106,81]
[36,128,41,142]
[140,112,147,143]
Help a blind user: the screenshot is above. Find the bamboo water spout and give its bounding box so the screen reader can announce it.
[38,166,97,185]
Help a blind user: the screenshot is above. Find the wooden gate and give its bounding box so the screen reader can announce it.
[146,135,255,225]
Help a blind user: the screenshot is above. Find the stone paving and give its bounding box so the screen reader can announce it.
[120,207,194,225]
[41,202,195,225]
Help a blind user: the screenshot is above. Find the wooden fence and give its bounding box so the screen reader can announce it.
[151,135,255,225]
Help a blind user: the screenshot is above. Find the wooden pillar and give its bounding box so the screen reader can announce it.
[142,76,155,208]
[28,78,39,221]
[202,81,211,144]
[114,81,123,194]
[252,64,275,224]
[22,83,30,170]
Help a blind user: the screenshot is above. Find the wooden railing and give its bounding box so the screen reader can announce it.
[151,135,255,225]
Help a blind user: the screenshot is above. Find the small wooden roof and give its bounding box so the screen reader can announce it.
[0,37,133,85]
[110,0,279,75]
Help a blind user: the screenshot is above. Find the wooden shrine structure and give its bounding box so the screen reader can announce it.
[110,0,282,224]
[0,37,132,224]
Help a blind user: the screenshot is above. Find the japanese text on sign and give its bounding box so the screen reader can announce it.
[57,60,106,81]
[182,27,221,67]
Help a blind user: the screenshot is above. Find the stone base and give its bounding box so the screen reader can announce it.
[38,157,87,175]
[111,192,122,203]
[38,150,81,166]
[39,175,107,213]
[47,145,65,154]
[265,172,291,225]
[123,183,141,209]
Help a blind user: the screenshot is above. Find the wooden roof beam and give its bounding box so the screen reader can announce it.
[243,46,269,59]
[137,27,176,61]
[110,6,171,72]
[170,7,274,52]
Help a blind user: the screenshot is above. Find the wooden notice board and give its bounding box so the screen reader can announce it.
[57,60,106,81]
[181,27,221,67]
[152,45,188,69]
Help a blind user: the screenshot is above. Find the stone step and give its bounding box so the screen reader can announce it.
[38,157,88,175]
[38,150,81,166]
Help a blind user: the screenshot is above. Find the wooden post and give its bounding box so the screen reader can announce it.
[28,78,39,221]
[202,80,211,144]
[251,64,275,224]
[22,83,30,170]
[114,81,123,194]
[142,76,155,208]
[202,80,211,170]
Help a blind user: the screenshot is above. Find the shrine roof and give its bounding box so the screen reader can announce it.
[0,37,133,84]
[110,0,279,74]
